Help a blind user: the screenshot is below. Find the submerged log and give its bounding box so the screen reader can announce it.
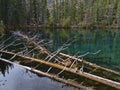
[13,32,120,77]
[0,50,120,90]
[60,53,120,76]
[13,31,66,65]
[0,58,90,90]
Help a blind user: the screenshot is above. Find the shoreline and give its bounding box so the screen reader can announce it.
[5,25,120,30]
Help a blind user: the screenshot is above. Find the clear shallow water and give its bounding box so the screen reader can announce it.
[0,29,120,90]
[0,60,76,90]
[39,29,120,71]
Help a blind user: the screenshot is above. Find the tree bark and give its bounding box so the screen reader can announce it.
[0,57,90,90]
[0,50,120,90]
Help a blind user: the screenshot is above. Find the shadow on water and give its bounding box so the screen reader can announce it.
[0,60,14,77]
[0,60,77,90]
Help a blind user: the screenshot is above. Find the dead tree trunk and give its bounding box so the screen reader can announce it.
[59,53,120,76]
[0,57,90,90]
[0,50,120,90]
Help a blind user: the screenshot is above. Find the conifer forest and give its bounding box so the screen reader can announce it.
[0,0,120,90]
[0,0,120,28]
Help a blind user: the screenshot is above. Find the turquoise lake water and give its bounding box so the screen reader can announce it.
[0,29,120,90]
[39,29,120,71]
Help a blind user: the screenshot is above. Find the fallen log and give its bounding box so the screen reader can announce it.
[0,50,120,90]
[13,31,66,65]
[0,58,90,90]
[13,31,50,55]
[14,32,120,77]
[60,53,120,76]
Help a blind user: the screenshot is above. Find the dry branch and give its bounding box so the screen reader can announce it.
[60,53,120,76]
[13,32,68,65]
[0,50,120,90]
[0,57,91,90]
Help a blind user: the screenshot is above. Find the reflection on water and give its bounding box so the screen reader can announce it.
[2,29,120,71]
[0,61,76,90]
[0,29,120,90]
[12,29,120,71]
[37,29,120,71]
[0,60,13,77]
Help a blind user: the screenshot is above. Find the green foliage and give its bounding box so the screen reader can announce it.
[48,16,54,26]
[0,0,120,28]
[60,17,71,27]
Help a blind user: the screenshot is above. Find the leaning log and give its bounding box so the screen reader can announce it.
[0,58,90,90]
[59,53,120,76]
[0,50,120,90]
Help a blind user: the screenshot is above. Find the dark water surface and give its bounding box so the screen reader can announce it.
[0,61,76,90]
[0,29,120,90]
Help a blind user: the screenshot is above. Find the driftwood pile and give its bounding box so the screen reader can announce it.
[0,31,120,90]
